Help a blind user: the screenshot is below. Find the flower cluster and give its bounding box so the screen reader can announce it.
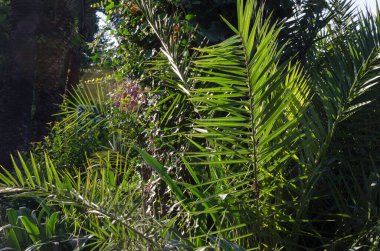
[111,80,146,112]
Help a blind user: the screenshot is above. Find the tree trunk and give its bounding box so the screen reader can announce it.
[0,0,39,167]
[32,0,76,140]
[0,0,97,165]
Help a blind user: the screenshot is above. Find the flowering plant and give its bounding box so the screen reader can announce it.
[111,80,146,112]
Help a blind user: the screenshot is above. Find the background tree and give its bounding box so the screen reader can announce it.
[0,0,39,167]
[32,0,97,139]
[0,0,97,167]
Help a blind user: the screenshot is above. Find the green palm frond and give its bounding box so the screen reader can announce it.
[132,0,311,248]
[57,79,113,133]
[291,5,380,244]
[300,6,380,168]
[134,0,193,95]
[0,151,162,250]
[134,0,201,129]
[188,0,310,190]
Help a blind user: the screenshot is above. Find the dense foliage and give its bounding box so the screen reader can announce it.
[1,0,380,250]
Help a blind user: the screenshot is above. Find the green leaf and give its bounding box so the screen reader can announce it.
[6,208,18,225]
[4,228,21,251]
[46,212,59,238]
[19,215,40,243]
[134,147,186,203]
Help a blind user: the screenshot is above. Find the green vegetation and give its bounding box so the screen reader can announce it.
[1,0,380,250]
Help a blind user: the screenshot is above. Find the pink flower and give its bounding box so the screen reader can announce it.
[111,80,145,112]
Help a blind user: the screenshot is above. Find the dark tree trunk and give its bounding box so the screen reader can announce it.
[31,0,74,139]
[64,48,82,96]
[32,0,97,140]
[0,0,39,167]
[0,0,97,166]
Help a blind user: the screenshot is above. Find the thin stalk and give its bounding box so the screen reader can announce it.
[240,28,261,247]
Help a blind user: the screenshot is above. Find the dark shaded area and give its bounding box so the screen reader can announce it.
[0,0,97,168]
[185,0,295,43]
[0,0,38,167]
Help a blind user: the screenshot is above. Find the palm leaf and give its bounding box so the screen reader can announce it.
[0,151,162,250]
[188,0,310,201]
[291,4,380,243]
[134,0,201,129]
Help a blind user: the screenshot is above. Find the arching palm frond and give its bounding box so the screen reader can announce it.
[188,0,310,200]
[0,151,162,250]
[299,3,380,184]
[57,79,112,135]
[292,4,380,244]
[134,0,193,95]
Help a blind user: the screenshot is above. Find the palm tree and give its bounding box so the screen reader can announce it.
[134,0,380,248]
[0,0,380,249]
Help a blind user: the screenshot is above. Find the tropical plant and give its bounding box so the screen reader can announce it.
[30,78,145,169]
[0,151,163,250]
[182,0,310,248]
[134,0,380,248]
[1,0,380,250]
[0,205,71,251]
